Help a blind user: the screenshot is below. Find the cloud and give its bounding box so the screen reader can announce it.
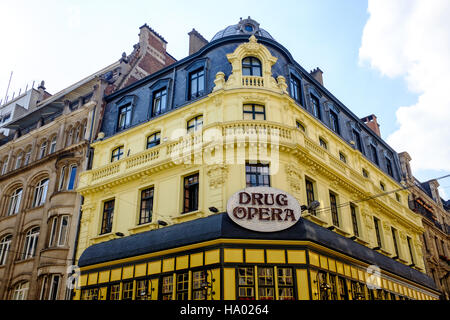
[359,0,450,173]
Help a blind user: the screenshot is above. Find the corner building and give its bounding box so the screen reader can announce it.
[74,18,440,300]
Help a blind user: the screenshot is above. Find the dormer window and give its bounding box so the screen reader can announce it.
[242,57,262,76]
[244,24,254,32]
[117,104,132,131]
[188,69,205,100]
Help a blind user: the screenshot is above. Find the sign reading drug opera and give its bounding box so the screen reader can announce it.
[226,187,302,232]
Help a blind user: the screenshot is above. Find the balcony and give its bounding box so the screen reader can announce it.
[242,76,264,88]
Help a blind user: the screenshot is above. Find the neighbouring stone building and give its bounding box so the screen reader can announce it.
[0,24,176,300]
[399,152,450,299]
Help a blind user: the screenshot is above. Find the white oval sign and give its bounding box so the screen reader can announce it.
[226,187,302,232]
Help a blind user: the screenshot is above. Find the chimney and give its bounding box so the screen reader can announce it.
[361,114,381,137]
[310,68,324,86]
[188,28,208,55]
[37,80,46,104]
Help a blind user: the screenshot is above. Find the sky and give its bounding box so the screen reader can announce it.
[0,0,449,198]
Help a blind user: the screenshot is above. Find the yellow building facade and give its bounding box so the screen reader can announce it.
[73,24,440,300]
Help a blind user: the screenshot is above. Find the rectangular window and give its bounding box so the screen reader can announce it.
[392,227,400,258]
[109,284,120,300]
[305,178,316,216]
[407,236,415,265]
[161,275,173,300]
[319,138,327,150]
[67,166,77,191]
[57,216,69,246]
[101,200,115,235]
[111,146,124,162]
[350,204,359,237]
[183,173,199,213]
[329,274,338,300]
[237,267,255,300]
[146,132,161,149]
[246,162,270,187]
[258,267,275,300]
[330,192,340,227]
[48,275,60,300]
[192,270,207,300]
[176,273,189,300]
[290,76,302,103]
[122,281,134,300]
[370,145,379,166]
[58,166,66,191]
[311,95,321,119]
[117,104,132,131]
[152,88,168,116]
[187,115,203,133]
[339,152,346,163]
[135,280,149,300]
[139,188,154,225]
[374,217,382,248]
[296,121,306,132]
[352,129,363,153]
[329,110,340,134]
[189,69,205,99]
[81,288,98,300]
[50,137,57,154]
[385,157,394,177]
[48,217,58,247]
[277,267,295,300]
[338,277,348,300]
[243,104,265,120]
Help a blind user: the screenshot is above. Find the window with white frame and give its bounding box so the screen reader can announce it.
[58,166,66,191]
[49,136,57,154]
[33,178,49,207]
[24,149,31,166]
[12,282,29,300]
[15,152,23,169]
[0,234,12,265]
[1,157,8,174]
[67,165,77,191]
[39,141,47,159]
[22,227,39,260]
[7,188,23,216]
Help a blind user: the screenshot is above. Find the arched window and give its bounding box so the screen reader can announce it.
[242,57,262,76]
[12,282,29,300]
[146,132,161,149]
[7,187,23,216]
[49,136,57,154]
[187,115,203,133]
[1,156,9,174]
[33,178,49,207]
[22,227,39,260]
[24,146,32,166]
[0,234,12,265]
[15,152,23,170]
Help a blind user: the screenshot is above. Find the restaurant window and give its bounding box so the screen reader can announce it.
[278,268,295,300]
[111,146,124,162]
[192,270,207,300]
[187,115,203,133]
[161,275,173,300]
[109,284,121,300]
[188,69,205,100]
[117,104,132,131]
[350,204,360,238]
[258,267,275,300]
[177,272,189,300]
[305,178,316,215]
[246,162,270,187]
[146,132,161,149]
[100,200,115,235]
[139,187,154,225]
[183,173,199,213]
[122,281,134,300]
[242,57,262,76]
[289,75,302,103]
[338,277,348,300]
[329,274,338,300]
[152,88,168,116]
[243,104,265,120]
[81,288,99,300]
[135,280,149,300]
[329,192,340,227]
[238,267,255,300]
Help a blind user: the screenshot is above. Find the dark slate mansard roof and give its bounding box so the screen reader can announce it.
[78,213,438,292]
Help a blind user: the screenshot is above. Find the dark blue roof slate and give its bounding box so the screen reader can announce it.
[78,213,438,292]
